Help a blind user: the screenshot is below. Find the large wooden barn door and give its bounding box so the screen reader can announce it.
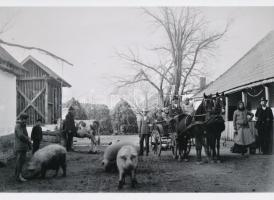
[16,79,46,124]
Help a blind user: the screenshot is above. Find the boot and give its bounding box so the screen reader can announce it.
[18,174,27,182]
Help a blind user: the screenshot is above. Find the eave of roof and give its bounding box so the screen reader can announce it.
[21,55,71,88]
[193,30,274,98]
[0,45,28,75]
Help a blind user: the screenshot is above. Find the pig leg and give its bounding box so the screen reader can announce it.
[53,166,59,177]
[118,170,125,189]
[61,163,67,177]
[131,169,137,188]
[41,164,47,179]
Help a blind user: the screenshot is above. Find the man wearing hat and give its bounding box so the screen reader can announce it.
[64,106,77,151]
[255,97,274,154]
[139,109,151,156]
[14,113,32,182]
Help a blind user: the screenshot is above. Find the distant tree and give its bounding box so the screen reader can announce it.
[110,99,138,134]
[63,98,87,120]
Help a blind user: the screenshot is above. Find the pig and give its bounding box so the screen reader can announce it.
[116,145,138,189]
[27,144,67,179]
[102,141,137,172]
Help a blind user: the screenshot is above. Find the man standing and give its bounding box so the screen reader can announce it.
[139,110,150,156]
[255,97,274,154]
[14,113,32,182]
[64,106,77,151]
[31,118,43,154]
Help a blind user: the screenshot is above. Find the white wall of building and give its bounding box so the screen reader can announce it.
[0,70,16,136]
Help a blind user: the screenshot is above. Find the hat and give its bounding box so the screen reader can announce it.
[19,113,29,120]
[260,97,268,102]
[68,106,75,111]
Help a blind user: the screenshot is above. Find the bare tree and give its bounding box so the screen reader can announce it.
[115,7,228,107]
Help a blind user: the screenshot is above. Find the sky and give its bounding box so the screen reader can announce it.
[0,7,274,108]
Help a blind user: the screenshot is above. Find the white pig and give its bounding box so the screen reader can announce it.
[102,141,135,172]
[116,145,138,189]
[27,144,67,179]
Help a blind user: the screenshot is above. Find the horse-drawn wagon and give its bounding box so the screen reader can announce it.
[150,118,192,157]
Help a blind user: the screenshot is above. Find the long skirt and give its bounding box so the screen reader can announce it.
[234,126,255,146]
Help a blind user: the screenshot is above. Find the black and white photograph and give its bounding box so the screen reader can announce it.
[1,0,274,196]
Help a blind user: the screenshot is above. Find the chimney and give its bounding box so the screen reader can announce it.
[200,77,206,90]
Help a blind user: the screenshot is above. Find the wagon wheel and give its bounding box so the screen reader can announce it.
[151,129,161,156]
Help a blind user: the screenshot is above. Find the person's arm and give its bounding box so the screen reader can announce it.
[233,111,237,131]
[139,119,142,136]
[269,108,274,121]
[31,126,35,141]
[255,108,259,118]
[39,126,43,141]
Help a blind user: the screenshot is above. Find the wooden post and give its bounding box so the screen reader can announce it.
[265,85,270,107]
[225,96,229,121]
[45,79,49,124]
[242,91,247,107]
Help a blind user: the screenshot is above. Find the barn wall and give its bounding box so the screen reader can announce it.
[17,59,63,125]
[0,70,16,136]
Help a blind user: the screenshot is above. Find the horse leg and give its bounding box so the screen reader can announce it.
[183,137,189,162]
[216,135,221,163]
[203,137,211,163]
[173,137,178,159]
[195,137,202,164]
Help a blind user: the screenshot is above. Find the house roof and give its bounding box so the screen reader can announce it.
[0,45,27,75]
[194,30,274,99]
[21,55,71,87]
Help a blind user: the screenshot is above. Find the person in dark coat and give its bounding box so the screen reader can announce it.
[14,113,32,182]
[139,110,151,156]
[31,118,43,154]
[64,106,77,151]
[255,97,274,154]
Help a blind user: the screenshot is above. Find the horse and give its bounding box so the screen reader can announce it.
[204,92,226,162]
[174,92,225,163]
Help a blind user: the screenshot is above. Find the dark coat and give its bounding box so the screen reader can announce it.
[14,121,31,152]
[255,106,273,129]
[31,125,43,142]
[64,112,76,135]
[139,116,150,135]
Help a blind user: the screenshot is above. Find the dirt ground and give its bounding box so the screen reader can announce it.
[1,136,274,192]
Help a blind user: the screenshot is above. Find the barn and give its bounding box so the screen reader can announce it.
[193,30,274,147]
[17,55,71,125]
[0,45,27,137]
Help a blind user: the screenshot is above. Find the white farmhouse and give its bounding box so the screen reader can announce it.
[0,45,27,137]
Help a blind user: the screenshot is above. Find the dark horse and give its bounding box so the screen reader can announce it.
[174,92,226,163]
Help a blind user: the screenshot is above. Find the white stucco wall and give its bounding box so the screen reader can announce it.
[0,70,16,136]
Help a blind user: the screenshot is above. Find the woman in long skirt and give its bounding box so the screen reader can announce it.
[233,101,255,155]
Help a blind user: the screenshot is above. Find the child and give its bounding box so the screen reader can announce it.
[31,118,43,154]
[88,124,98,154]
